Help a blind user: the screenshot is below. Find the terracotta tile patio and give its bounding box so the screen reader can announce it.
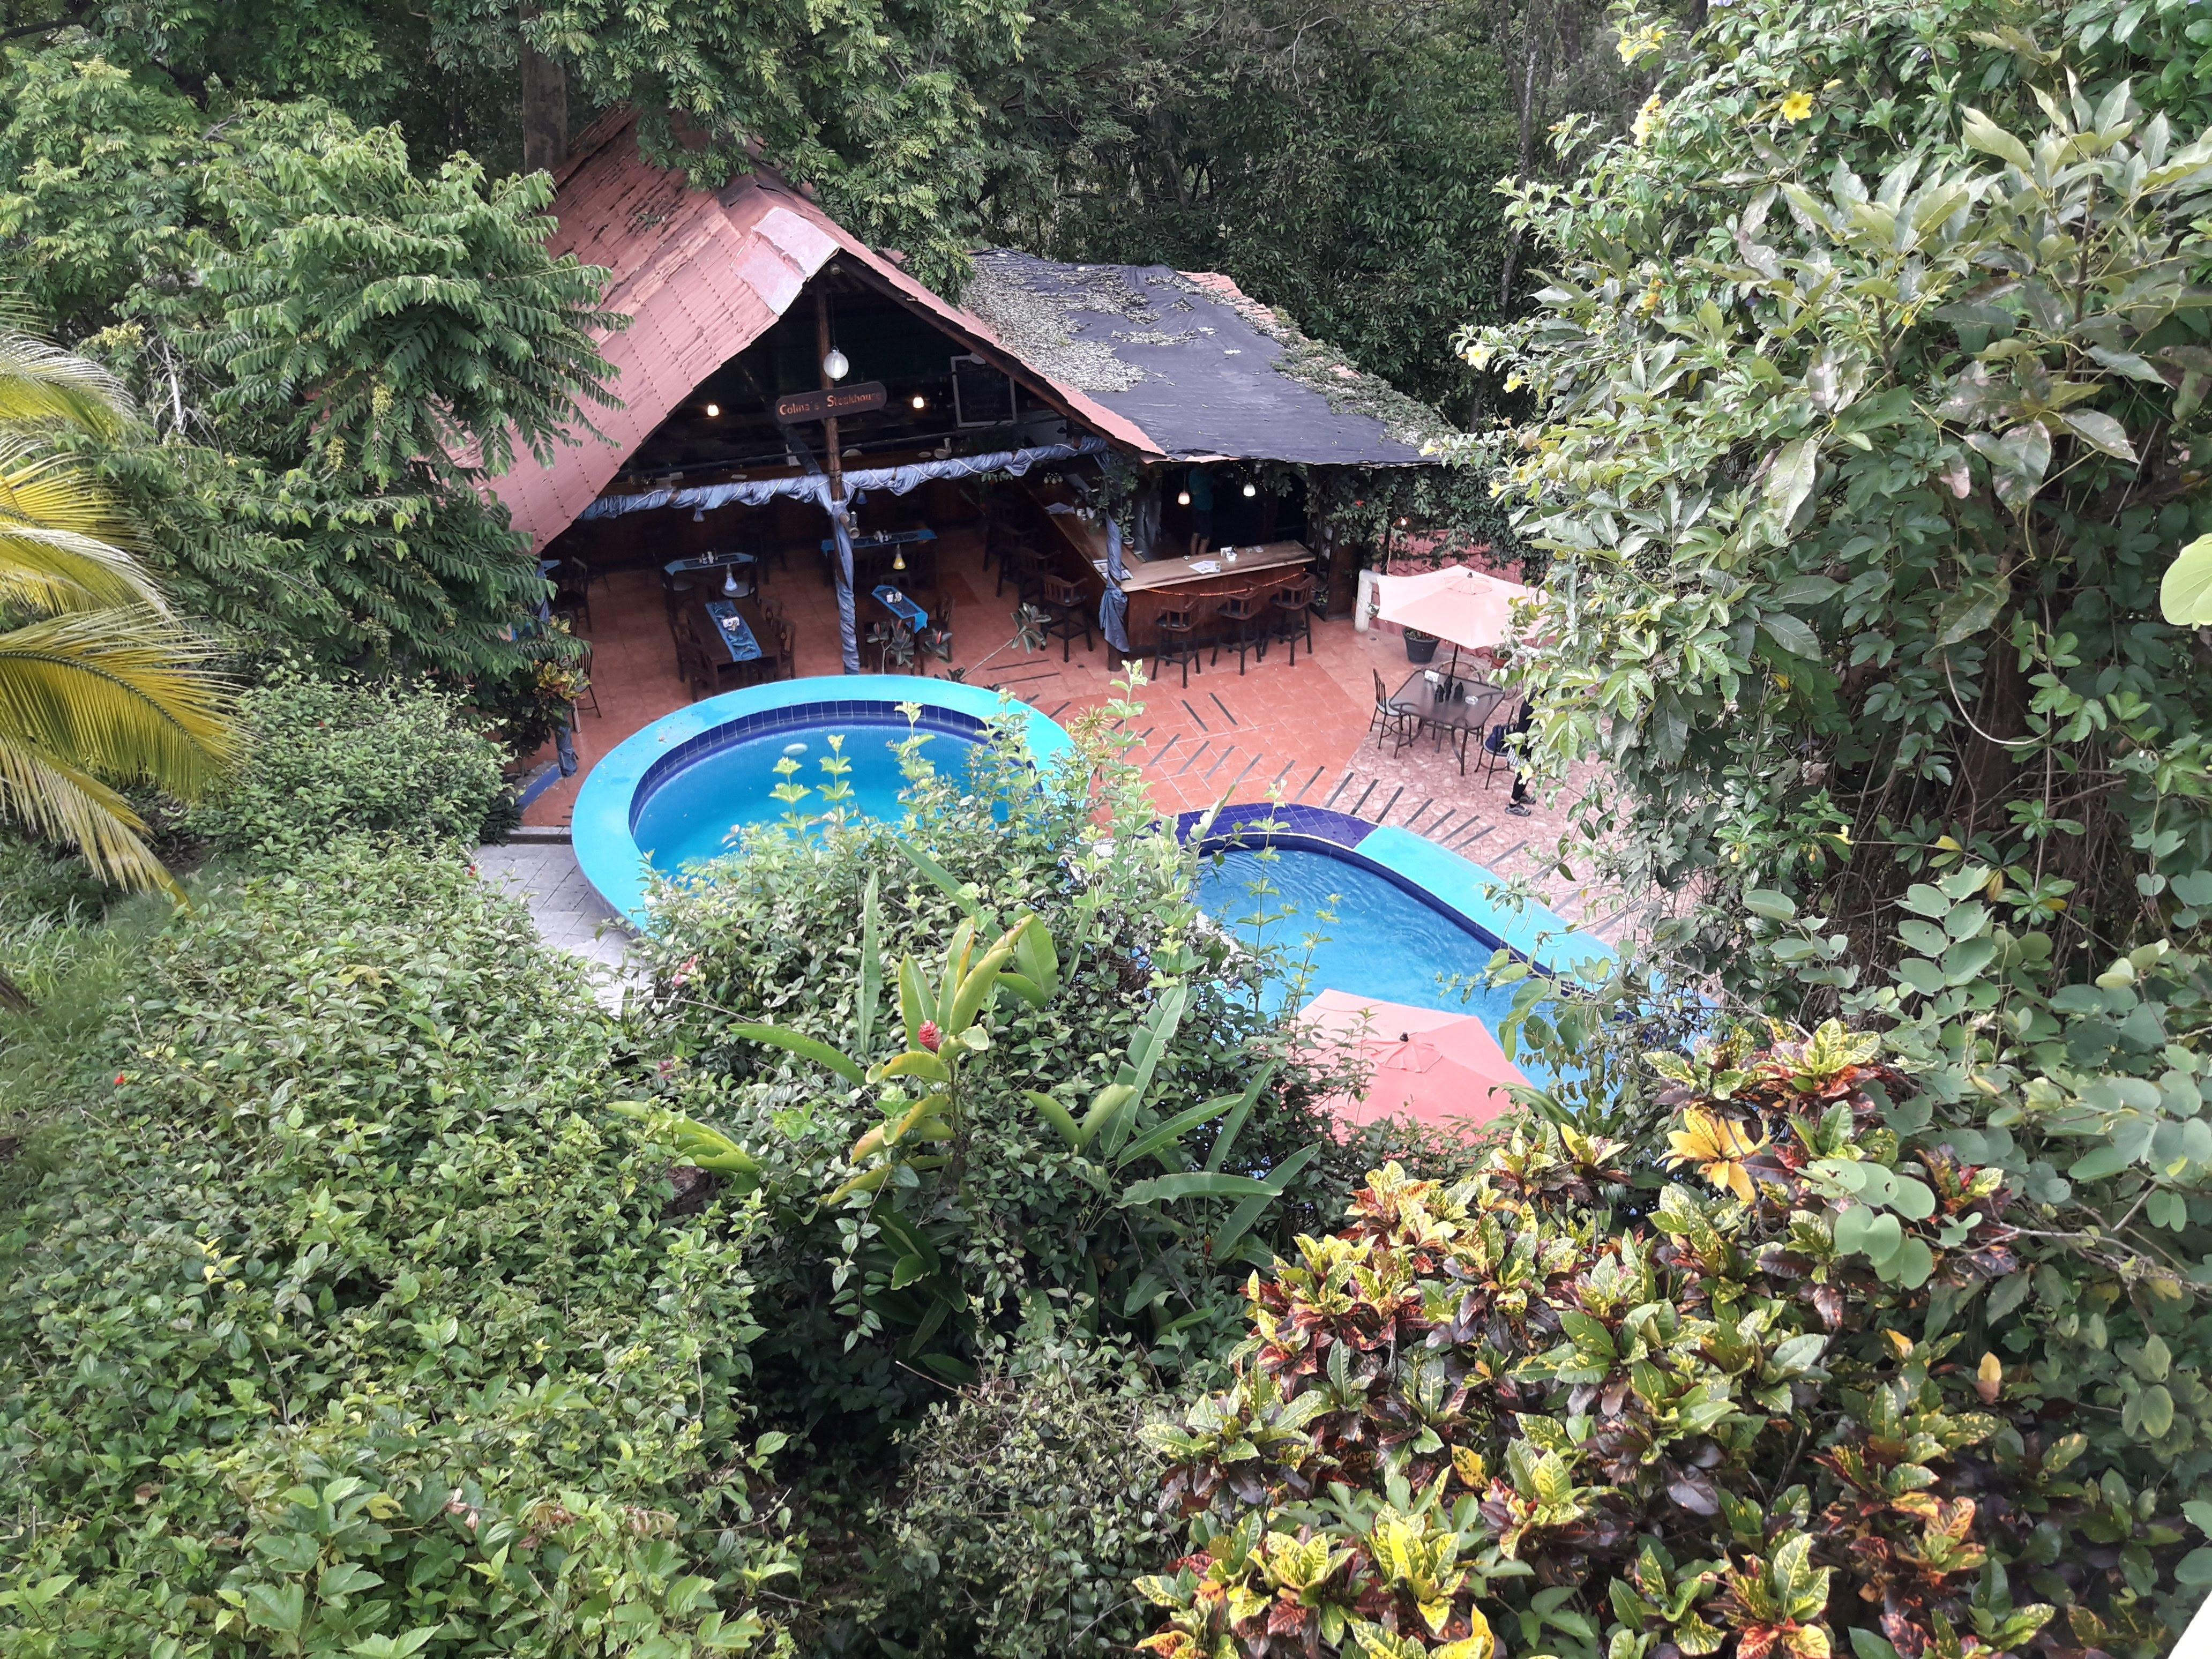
[525,530,1642,944]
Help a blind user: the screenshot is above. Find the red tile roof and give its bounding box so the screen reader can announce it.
[489,113,1157,552]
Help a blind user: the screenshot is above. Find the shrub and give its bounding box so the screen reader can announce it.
[1135,1014,2209,1659]
[0,839,799,1657]
[864,1313,1180,1658]
[625,692,1357,1428]
[188,667,513,853]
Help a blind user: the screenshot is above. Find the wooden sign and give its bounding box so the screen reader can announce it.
[774,382,886,422]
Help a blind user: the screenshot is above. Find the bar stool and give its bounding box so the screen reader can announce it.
[1153,602,1203,687]
[1268,576,1317,665]
[996,543,1043,600]
[1212,590,1266,675]
[1039,574,1094,661]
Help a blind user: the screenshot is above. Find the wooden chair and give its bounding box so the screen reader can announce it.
[676,608,711,701]
[995,542,1046,602]
[1153,602,1203,688]
[551,556,592,631]
[573,640,601,719]
[1370,669,1421,754]
[1268,576,1317,665]
[1038,573,1094,661]
[771,616,797,681]
[661,572,696,674]
[1212,590,1266,675]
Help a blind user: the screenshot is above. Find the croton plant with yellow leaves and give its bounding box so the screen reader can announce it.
[1132,1020,2113,1659]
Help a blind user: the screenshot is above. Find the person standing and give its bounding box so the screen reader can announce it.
[1186,467,1214,557]
[1505,698,1535,816]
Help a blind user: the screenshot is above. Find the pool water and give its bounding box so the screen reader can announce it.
[1193,845,1525,1035]
[633,720,982,871]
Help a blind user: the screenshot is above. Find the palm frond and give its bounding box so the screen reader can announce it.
[0,729,182,900]
[0,437,162,614]
[0,327,132,436]
[0,607,240,802]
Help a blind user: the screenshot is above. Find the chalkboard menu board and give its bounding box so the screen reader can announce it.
[951,354,1015,427]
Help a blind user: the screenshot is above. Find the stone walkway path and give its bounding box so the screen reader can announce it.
[473,840,644,1009]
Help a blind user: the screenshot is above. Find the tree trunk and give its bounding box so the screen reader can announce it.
[1496,2,1546,312]
[522,41,568,175]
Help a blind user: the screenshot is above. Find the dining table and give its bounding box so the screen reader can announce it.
[1394,671,1511,774]
[694,596,771,694]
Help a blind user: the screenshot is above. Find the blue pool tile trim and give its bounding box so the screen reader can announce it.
[1175,803,1613,986]
[571,675,1076,924]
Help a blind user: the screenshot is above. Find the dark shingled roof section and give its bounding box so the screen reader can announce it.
[962,251,1440,467]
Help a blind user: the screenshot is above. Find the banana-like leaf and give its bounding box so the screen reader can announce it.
[1078,1083,1135,1146]
[899,955,929,1050]
[825,1163,893,1205]
[731,1021,865,1085]
[876,1209,943,1276]
[1116,1091,1246,1172]
[1101,983,1189,1158]
[894,836,987,920]
[857,872,881,1058]
[937,917,976,1032]
[1013,913,1059,999]
[1204,1062,1279,1173]
[948,942,1015,1034]
[1025,1089,1086,1150]
[997,970,1051,1008]
[1119,1171,1279,1206]
[883,1096,951,1147]
[1210,1143,1321,1258]
[876,1049,952,1084]
[608,1102,762,1191]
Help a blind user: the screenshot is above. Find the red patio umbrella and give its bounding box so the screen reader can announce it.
[1297,989,1528,1131]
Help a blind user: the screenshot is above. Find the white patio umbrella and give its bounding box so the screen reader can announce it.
[1370,564,1530,651]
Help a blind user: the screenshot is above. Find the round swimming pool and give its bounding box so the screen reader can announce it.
[632,716,987,871]
[571,676,1075,922]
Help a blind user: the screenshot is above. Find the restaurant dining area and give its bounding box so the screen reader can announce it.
[482,116,1625,937]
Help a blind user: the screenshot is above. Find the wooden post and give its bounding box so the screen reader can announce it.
[815,289,843,507]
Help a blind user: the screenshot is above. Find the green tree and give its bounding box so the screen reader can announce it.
[0,310,234,900]
[977,0,1649,412]
[1467,0,2212,982]
[0,56,619,682]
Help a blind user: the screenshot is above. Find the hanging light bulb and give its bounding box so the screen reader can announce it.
[1177,489,1191,506]
[911,393,927,410]
[704,402,721,417]
[893,548,907,572]
[692,507,705,524]
[1242,480,1258,498]
[723,566,741,596]
[822,348,850,383]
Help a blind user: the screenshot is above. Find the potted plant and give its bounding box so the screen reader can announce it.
[1403,627,1439,664]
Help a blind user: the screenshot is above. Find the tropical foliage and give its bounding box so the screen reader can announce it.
[0,310,233,899]
[0,55,615,684]
[1464,0,2212,985]
[621,698,1356,1426]
[1138,1013,2206,1659]
[0,841,803,1658]
[187,667,514,855]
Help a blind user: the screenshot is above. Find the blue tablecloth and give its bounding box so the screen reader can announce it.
[702,601,764,663]
[872,585,929,630]
[822,527,937,555]
[666,551,756,577]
